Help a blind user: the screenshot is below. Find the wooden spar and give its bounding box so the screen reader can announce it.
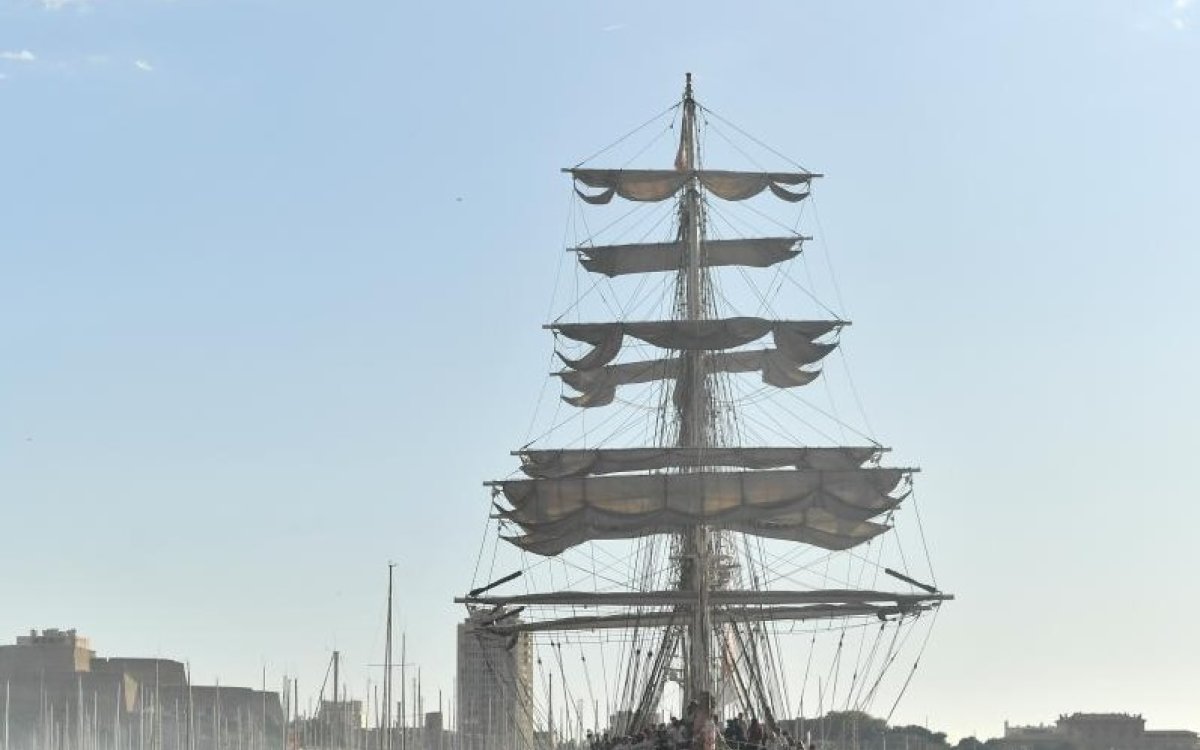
[557,168,825,179]
[483,602,937,635]
[466,571,522,598]
[457,589,952,608]
[885,567,940,594]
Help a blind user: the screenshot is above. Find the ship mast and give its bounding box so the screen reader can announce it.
[676,72,714,705]
[464,75,953,737]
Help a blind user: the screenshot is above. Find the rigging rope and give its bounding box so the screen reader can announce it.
[698,104,815,174]
[571,103,680,169]
[883,607,942,724]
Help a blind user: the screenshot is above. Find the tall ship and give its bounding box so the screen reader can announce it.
[457,76,951,749]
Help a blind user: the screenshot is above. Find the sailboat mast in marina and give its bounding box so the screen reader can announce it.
[459,75,951,743]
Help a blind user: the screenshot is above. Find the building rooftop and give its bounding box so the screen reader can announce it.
[15,628,91,649]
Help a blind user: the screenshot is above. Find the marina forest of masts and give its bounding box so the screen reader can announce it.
[0,630,452,750]
[0,675,457,750]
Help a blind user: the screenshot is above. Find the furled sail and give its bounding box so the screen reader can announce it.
[502,507,890,557]
[493,468,909,555]
[499,469,906,524]
[516,446,883,479]
[562,388,618,408]
[557,351,828,388]
[577,237,803,277]
[557,348,829,408]
[570,169,818,204]
[553,318,843,370]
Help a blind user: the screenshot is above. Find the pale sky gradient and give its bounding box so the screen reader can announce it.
[2,0,1198,741]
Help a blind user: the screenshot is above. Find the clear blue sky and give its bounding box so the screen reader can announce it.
[2,0,1198,740]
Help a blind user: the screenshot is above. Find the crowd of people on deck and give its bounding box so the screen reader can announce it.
[585,707,810,749]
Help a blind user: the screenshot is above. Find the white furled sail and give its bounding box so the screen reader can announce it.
[553,317,843,370]
[493,468,909,556]
[498,468,907,523]
[557,348,830,408]
[570,169,817,203]
[577,237,804,277]
[517,446,883,478]
[501,507,889,557]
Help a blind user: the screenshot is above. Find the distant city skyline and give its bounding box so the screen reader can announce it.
[2,0,1198,742]
[1,626,1194,747]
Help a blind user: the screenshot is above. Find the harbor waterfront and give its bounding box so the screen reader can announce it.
[4,3,1198,750]
[0,629,1195,750]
